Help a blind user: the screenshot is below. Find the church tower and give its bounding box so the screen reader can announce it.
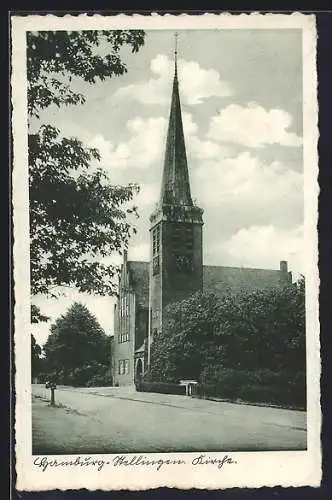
[148,38,204,347]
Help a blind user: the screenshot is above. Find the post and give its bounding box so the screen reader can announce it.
[50,387,55,406]
[49,381,56,406]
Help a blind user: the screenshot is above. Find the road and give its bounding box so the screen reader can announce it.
[32,384,307,455]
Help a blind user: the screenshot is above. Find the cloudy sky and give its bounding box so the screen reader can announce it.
[31,28,304,345]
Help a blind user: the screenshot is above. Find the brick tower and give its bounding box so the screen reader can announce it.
[148,40,204,361]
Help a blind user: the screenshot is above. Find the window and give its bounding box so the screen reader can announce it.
[119,359,129,375]
[152,226,160,256]
[119,332,129,343]
[124,359,129,374]
[120,295,129,317]
[152,226,161,276]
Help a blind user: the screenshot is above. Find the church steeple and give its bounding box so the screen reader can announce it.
[148,34,203,347]
[160,35,193,207]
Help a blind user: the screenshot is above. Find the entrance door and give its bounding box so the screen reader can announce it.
[135,358,143,383]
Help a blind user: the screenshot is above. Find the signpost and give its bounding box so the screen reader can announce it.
[46,381,57,406]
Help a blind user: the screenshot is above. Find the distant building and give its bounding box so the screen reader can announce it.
[111,52,292,387]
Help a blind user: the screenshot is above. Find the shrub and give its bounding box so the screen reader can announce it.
[197,368,306,409]
[136,380,186,395]
[197,383,218,398]
[60,362,112,387]
[86,368,113,387]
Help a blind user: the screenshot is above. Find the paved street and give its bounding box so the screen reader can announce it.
[32,384,307,454]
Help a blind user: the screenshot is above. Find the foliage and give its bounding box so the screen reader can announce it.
[136,380,186,396]
[31,334,42,380]
[31,304,50,323]
[148,277,306,407]
[27,30,145,118]
[197,368,306,408]
[28,30,145,297]
[43,302,112,386]
[86,367,113,387]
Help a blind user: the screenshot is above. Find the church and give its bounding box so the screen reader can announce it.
[111,51,292,387]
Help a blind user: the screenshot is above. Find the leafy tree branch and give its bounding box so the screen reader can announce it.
[28,30,145,299]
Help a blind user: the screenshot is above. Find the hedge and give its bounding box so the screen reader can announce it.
[138,369,306,409]
[197,368,306,408]
[136,380,186,395]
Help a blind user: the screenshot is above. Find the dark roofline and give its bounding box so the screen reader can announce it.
[126,260,283,273]
[127,260,149,265]
[203,264,281,273]
[128,260,280,273]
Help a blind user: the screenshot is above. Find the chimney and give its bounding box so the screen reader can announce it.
[280,260,290,285]
[280,260,288,274]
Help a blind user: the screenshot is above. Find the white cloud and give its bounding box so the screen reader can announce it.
[182,112,198,135]
[187,135,233,160]
[89,116,167,170]
[88,111,203,171]
[213,225,304,276]
[113,54,233,106]
[207,102,302,148]
[181,59,233,105]
[89,134,129,168]
[134,183,160,208]
[195,152,303,212]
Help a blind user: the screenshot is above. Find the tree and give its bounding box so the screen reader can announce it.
[149,292,226,381]
[31,304,50,324]
[149,278,306,387]
[44,302,112,386]
[31,334,42,380]
[31,306,48,381]
[28,30,145,297]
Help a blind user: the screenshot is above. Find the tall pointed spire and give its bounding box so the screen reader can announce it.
[174,31,178,79]
[160,33,193,207]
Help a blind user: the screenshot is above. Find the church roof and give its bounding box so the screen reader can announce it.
[159,56,193,207]
[203,265,282,295]
[126,261,284,309]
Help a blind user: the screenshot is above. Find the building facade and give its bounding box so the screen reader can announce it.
[111,54,292,387]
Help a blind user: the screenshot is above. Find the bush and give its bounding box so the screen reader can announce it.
[196,383,218,398]
[136,380,186,395]
[197,368,306,409]
[199,368,249,399]
[86,368,113,387]
[53,362,113,387]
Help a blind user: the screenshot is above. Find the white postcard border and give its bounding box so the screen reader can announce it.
[12,12,321,491]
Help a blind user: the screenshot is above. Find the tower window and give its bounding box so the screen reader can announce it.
[152,226,160,275]
[120,295,129,317]
[119,332,129,343]
[152,226,160,256]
